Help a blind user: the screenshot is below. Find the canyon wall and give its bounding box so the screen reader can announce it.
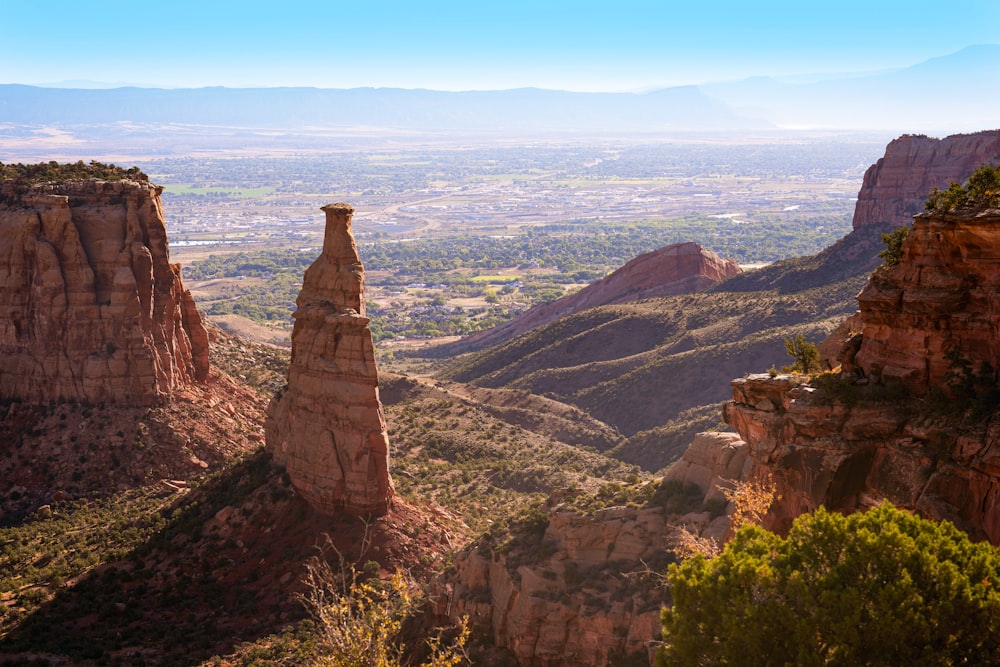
[447,505,669,667]
[0,178,208,406]
[723,371,1000,544]
[852,130,1000,229]
[722,205,1000,543]
[266,203,394,516]
[855,208,1000,389]
[445,432,750,666]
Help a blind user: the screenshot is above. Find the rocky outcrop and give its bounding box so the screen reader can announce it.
[443,242,741,353]
[444,432,753,667]
[0,178,208,406]
[719,207,1000,541]
[266,203,394,516]
[723,372,1000,544]
[447,505,669,667]
[854,207,1000,389]
[706,150,1000,543]
[661,431,750,543]
[852,130,1000,229]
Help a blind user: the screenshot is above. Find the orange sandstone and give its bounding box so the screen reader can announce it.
[266,203,394,516]
[0,178,208,406]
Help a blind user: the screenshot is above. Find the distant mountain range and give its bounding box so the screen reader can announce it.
[0,45,997,135]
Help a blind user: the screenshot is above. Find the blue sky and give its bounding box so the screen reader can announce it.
[3,0,998,91]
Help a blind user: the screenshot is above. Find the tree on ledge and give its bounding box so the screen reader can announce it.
[925,164,1000,213]
[782,334,821,374]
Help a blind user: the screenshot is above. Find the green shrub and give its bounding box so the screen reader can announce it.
[925,164,1000,213]
[659,504,1000,666]
[878,225,909,267]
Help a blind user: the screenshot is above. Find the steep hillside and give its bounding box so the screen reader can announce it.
[440,242,741,355]
[0,371,266,522]
[441,257,868,471]
[0,448,466,666]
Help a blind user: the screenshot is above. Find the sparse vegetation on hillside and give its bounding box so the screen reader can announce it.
[440,279,857,447]
[0,160,147,184]
[298,563,468,667]
[659,504,1000,666]
[208,322,290,396]
[386,388,640,534]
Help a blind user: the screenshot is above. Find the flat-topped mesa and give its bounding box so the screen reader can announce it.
[0,178,209,406]
[266,203,394,516]
[852,130,1000,230]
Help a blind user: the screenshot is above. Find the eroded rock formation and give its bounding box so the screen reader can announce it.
[448,505,669,666]
[722,371,1000,543]
[0,178,208,406]
[852,130,1000,229]
[855,207,1000,389]
[717,205,1000,543]
[266,203,394,516]
[444,430,754,667]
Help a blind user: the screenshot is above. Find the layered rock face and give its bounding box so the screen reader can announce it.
[266,203,394,516]
[0,178,208,406]
[450,241,741,352]
[855,208,1000,389]
[852,130,1000,229]
[717,208,1000,542]
[445,431,753,667]
[723,372,1000,543]
[448,505,669,666]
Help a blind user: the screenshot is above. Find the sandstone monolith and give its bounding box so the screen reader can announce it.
[0,178,209,406]
[266,203,394,516]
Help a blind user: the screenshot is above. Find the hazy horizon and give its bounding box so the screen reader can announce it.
[3,0,998,93]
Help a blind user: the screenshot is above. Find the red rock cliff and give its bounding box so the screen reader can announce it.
[720,206,1000,543]
[855,207,1000,389]
[265,203,394,516]
[852,130,1000,229]
[722,371,1000,544]
[0,178,209,406]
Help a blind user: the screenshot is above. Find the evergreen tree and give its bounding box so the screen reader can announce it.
[659,504,1000,666]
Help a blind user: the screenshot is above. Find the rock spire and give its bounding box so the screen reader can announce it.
[0,178,209,406]
[266,203,394,516]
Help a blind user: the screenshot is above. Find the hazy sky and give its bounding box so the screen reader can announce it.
[3,0,998,91]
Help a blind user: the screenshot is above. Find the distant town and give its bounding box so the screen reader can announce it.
[144,138,883,347]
